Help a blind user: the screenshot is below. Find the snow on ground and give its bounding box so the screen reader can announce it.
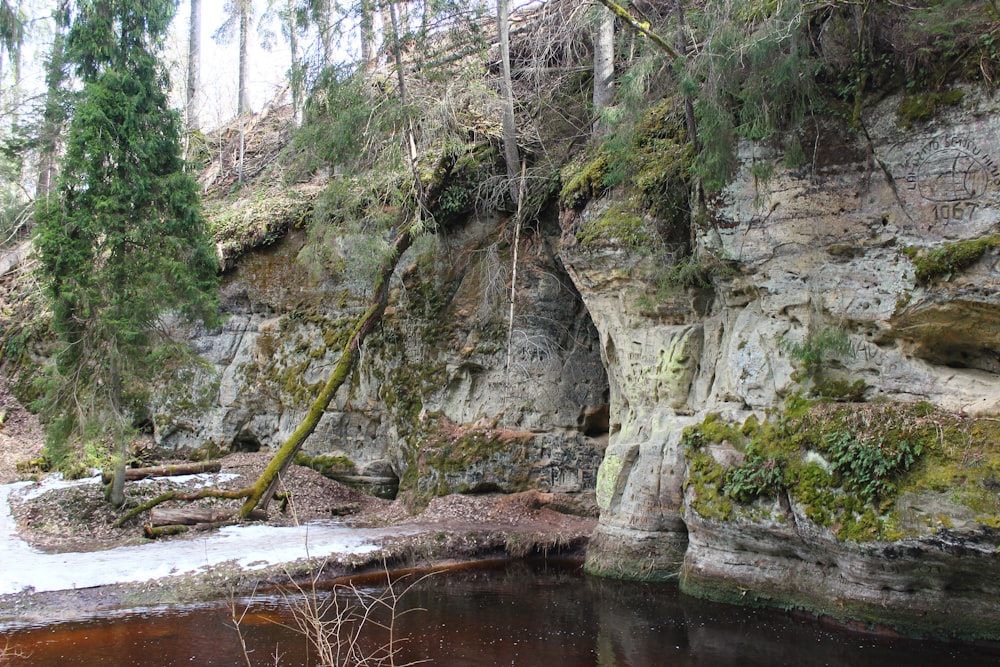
[0,482,419,596]
[14,471,243,502]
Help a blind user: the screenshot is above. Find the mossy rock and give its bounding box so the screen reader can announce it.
[896,89,965,128]
[398,416,535,504]
[683,402,1000,543]
[294,452,357,476]
[576,201,650,249]
[903,234,1000,285]
[560,154,609,208]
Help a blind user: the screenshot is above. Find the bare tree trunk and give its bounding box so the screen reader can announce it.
[4,0,22,134]
[318,0,334,67]
[238,116,246,182]
[360,0,377,72]
[108,347,127,508]
[288,0,302,125]
[187,0,201,131]
[593,0,678,59]
[592,5,615,134]
[238,3,251,115]
[36,3,69,199]
[497,0,520,202]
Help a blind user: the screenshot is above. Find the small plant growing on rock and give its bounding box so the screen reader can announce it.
[779,327,865,400]
[822,431,922,505]
[779,327,852,380]
[723,454,786,503]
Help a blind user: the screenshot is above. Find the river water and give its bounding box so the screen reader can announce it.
[3,560,998,666]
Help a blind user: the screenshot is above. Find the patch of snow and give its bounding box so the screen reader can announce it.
[14,472,102,501]
[132,472,241,488]
[0,483,419,596]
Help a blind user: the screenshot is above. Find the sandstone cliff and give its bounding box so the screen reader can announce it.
[568,89,1000,640]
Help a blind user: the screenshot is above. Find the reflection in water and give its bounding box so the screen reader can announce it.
[4,560,999,666]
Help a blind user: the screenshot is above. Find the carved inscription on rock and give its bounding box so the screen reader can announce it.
[902,136,1000,227]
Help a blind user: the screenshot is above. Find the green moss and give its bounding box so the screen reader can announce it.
[904,234,1000,284]
[560,98,692,234]
[559,154,609,208]
[189,440,227,462]
[682,412,743,449]
[294,452,356,476]
[685,449,734,521]
[575,201,650,249]
[595,451,626,510]
[896,89,965,127]
[684,402,1000,542]
[204,184,314,261]
[790,462,836,526]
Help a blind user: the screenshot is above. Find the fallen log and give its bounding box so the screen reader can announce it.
[143,524,188,539]
[143,514,267,539]
[149,507,267,526]
[101,461,222,484]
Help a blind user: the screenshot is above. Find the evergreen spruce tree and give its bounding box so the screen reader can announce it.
[34,0,218,506]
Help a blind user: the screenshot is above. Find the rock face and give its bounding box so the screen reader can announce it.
[564,90,1000,639]
[145,86,1000,638]
[150,216,609,502]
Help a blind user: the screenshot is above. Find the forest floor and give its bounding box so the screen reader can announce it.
[0,372,596,626]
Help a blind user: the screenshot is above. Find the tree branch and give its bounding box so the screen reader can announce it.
[593,0,678,60]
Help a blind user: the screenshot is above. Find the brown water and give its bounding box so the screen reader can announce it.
[3,560,999,666]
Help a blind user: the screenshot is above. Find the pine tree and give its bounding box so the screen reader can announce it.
[34,0,219,505]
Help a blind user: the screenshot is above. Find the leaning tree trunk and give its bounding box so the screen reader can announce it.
[236,152,454,518]
[114,151,455,531]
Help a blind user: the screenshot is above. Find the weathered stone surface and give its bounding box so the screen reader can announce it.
[564,89,1000,638]
[681,502,1000,640]
[149,220,609,500]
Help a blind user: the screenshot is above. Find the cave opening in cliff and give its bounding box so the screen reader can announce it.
[231,431,261,453]
[579,400,610,438]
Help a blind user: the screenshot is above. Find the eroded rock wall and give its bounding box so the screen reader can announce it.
[564,89,1000,638]
[151,216,609,501]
